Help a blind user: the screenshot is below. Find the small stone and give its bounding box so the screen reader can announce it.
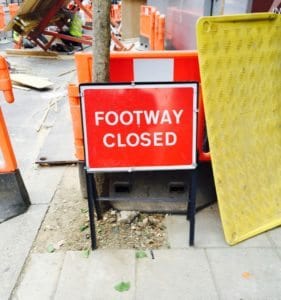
[110,210,117,215]
[142,218,148,226]
[118,211,139,224]
[148,216,158,226]
[108,217,116,223]
[137,222,144,228]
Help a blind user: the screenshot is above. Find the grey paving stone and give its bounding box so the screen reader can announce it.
[266,226,281,247]
[12,253,65,300]
[206,248,281,300]
[0,205,48,300]
[136,249,218,300]
[166,205,272,248]
[54,250,135,300]
[277,249,281,260]
[24,166,66,204]
[165,215,189,248]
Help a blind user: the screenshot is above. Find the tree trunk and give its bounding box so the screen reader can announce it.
[93,0,111,82]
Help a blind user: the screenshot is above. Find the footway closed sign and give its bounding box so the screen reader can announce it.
[80,82,198,172]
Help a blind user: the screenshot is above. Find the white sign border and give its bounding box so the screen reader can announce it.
[80,82,198,173]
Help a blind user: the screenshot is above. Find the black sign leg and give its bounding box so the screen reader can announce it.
[188,169,197,246]
[86,172,97,250]
[91,174,102,221]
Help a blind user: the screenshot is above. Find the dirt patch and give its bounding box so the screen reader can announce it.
[32,165,169,253]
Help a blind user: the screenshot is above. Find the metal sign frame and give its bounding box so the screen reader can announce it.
[79,81,199,249]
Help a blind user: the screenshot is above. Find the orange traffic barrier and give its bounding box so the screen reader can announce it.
[8,3,19,19]
[72,51,210,162]
[0,5,5,30]
[0,56,14,104]
[68,84,84,161]
[140,5,156,49]
[0,56,16,173]
[154,12,165,50]
[0,108,17,173]
[0,56,30,221]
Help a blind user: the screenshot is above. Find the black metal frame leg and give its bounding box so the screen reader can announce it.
[187,169,197,246]
[86,172,97,250]
[92,174,102,220]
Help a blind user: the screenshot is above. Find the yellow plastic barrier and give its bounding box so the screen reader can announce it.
[197,13,281,245]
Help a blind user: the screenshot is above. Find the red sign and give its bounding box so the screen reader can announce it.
[80,83,198,172]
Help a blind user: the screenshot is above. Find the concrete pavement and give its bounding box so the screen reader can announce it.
[11,204,281,300]
[0,52,73,299]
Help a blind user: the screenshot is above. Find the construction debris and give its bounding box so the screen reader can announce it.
[10,73,54,90]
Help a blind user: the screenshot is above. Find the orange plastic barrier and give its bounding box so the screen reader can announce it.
[0,5,5,30]
[0,57,14,103]
[68,84,84,161]
[0,56,16,173]
[0,109,17,173]
[140,5,156,49]
[154,12,165,50]
[8,3,19,19]
[72,51,210,162]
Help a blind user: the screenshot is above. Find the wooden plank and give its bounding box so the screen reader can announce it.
[10,74,54,90]
[5,49,58,58]
[12,84,31,91]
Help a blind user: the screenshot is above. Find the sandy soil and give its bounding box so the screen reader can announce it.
[32,165,168,253]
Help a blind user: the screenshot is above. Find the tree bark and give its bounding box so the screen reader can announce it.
[93,0,111,82]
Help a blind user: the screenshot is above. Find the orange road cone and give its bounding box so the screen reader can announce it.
[0,56,30,222]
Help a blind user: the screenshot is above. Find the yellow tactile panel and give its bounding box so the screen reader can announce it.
[196,13,281,245]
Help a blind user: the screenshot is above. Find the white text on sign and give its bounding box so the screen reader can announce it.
[94,109,185,148]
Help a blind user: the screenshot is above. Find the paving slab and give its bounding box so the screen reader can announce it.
[0,204,48,300]
[277,249,281,260]
[36,103,77,165]
[206,248,281,300]
[24,165,66,204]
[165,215,189,248]
[136,249,218,300]
[166,205,272,248]
[12,253,65,300]
[266,226,281,247]
[54,250,136,300]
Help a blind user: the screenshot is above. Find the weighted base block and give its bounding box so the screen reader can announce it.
[0,169,30,223]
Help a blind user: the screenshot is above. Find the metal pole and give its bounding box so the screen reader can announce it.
[85,172,97,249]
[188,169,197,246]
